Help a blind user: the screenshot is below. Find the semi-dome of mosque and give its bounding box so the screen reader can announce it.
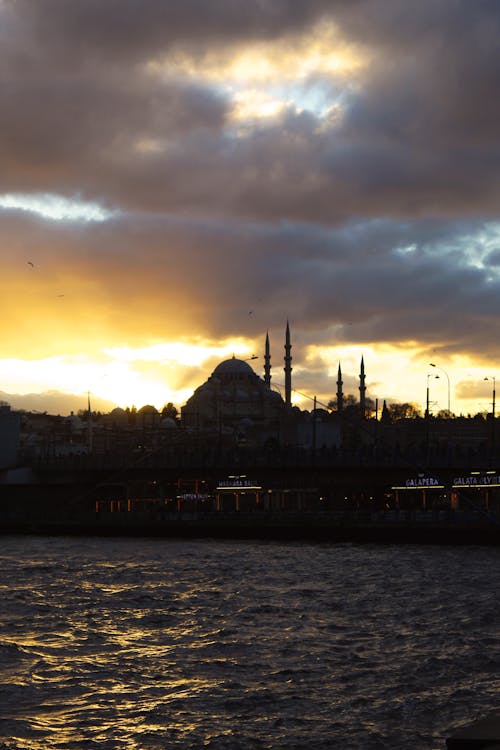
[65,413,84,430]
[108,407,129,426]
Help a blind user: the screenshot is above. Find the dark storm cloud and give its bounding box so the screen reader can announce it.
[9,0,333,61]
[2,0,500,373]
[0,67,228,194]
[3,1,500,221]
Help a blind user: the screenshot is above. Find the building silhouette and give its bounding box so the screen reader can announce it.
[181,353,284,448]
[6,322,498,477]
[180,323,357,450]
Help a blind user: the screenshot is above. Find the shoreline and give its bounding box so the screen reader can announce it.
[2,510,500,545]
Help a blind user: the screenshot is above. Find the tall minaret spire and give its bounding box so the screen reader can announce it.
[87,391,93,452]
[264,331,271,389]
[336,363,344,414]
[284,320,292,408]
[359,355,366,418]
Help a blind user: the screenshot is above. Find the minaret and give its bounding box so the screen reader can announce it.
[284,320,292,408]
[359,355,366,418]
[336,363,344,413]
[87,391,93,452]
[381,399,391,424]
[264,331,271,389]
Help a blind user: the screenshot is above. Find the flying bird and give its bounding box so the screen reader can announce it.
[27,261,34,267]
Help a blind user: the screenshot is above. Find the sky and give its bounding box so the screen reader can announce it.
[1,0,500,416]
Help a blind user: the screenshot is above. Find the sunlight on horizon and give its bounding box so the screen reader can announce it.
[104,339,250,366]
[0,339,497,416]
[0,339,257,411]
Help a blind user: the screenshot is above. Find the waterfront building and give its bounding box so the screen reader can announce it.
[0,405,20,469]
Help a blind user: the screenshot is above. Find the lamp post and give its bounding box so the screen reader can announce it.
[484,376,496,459]
[425,373,439,465]
[425,373,439,418]
[484,376,496,419]
[429,363,451,413]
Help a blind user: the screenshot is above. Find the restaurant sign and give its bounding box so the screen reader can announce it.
[404,476,443,488]
[453,474,500,487]
[217,477,262,490]
[394,472,500,490]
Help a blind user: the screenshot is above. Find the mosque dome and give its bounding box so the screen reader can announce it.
[108,407,128,426]
[138,404,158,415]
[212,357,254,377]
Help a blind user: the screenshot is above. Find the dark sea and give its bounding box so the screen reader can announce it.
[0,536,498,750]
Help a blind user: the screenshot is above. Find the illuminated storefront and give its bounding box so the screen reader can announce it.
[390,471,500,511]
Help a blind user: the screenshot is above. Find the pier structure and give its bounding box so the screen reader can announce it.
[446,713,500,749]
[2,457,500,543]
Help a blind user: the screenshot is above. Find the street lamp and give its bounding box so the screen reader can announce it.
[425,374,440,464]
[429,363,451,413]
[484,376,496,419]
[425,373,440,418]
[484,376,496,460]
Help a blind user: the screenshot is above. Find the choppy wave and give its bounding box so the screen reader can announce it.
[0,537,499,749]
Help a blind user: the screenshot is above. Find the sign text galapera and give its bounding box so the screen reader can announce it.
[404,474,500,488]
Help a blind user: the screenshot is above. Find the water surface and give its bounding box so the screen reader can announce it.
[0,536,499,749]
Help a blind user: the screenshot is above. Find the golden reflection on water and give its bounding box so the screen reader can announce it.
[10,666,220,749]
[1,539,499,749]
[24,677,218,750]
